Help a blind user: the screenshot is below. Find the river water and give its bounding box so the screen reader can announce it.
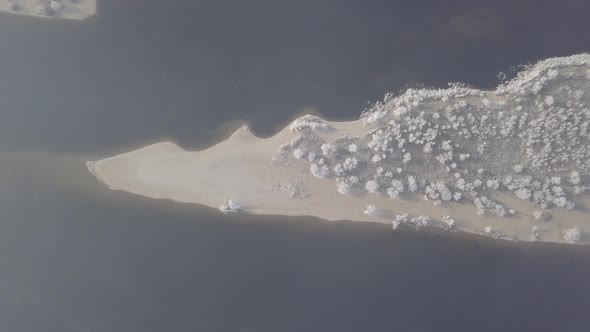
[0,0,589,331]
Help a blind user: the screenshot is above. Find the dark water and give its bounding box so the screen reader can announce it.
[1,0,590,153]
[0,0,590,331]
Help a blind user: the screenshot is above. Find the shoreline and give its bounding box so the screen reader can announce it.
[86,149,590,249]
[5,150,587,250]
[87,54,590,245]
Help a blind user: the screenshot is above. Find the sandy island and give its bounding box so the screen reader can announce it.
[88,54,590,245]
[2,0,96,20]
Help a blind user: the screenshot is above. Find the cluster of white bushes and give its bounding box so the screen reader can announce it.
[289,115,331,132]
[390,213,431,229]
[563,227,582,244]
[219,199,245,214]
[280,55,589,241]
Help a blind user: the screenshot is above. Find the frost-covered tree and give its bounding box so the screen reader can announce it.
[50,0,64,11]
[290,115,331,132]
[394,213,408,227]
[570,171,581,185]
[486,179,500,190]
[407,176,418,192]
[320,143,337,157]
[371,154,382,163]
[515,188,532,201]
[219,198,245,214]
[544,95,555,106]
[279,54,590,230]
[363,204,378,216]
[336,181,352,195]
[530,225,540,241]
[365,180,380,194]
[386,179,405,198]
[441,216,456,230]
[563,227,581,244]
[343,157,358,171]
[310,163,330,178]
[293,148,305,160]
[410,215,430,229]
[402,152,412,163]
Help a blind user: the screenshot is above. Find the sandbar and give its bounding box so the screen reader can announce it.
[88,54,590,245]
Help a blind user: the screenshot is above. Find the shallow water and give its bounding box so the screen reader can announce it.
[0,0,590,331]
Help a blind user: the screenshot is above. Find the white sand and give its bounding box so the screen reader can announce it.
[87,54,590,245]
[1,0,96,20]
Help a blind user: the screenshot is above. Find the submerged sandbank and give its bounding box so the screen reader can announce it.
[88,54,590,245]
[2,0,96,20]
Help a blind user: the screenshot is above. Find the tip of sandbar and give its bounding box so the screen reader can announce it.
[85,160,117,190]
[85,160,101,180]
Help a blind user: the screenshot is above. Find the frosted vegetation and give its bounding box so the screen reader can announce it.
[277,54,589,242]
[7,0,67,16]
[219,198,245,214]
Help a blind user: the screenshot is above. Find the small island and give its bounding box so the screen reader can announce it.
[2,0,96,20]
[88,54,590,245]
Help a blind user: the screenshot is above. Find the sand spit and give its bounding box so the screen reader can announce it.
[88,54,590,245]
[2,0,96,20]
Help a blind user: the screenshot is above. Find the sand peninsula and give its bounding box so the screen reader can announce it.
[2,0,96,20]
[88,54,590,245]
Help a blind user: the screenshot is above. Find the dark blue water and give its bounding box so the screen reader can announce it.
[0,0,589,331]
[1,0,589,152]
